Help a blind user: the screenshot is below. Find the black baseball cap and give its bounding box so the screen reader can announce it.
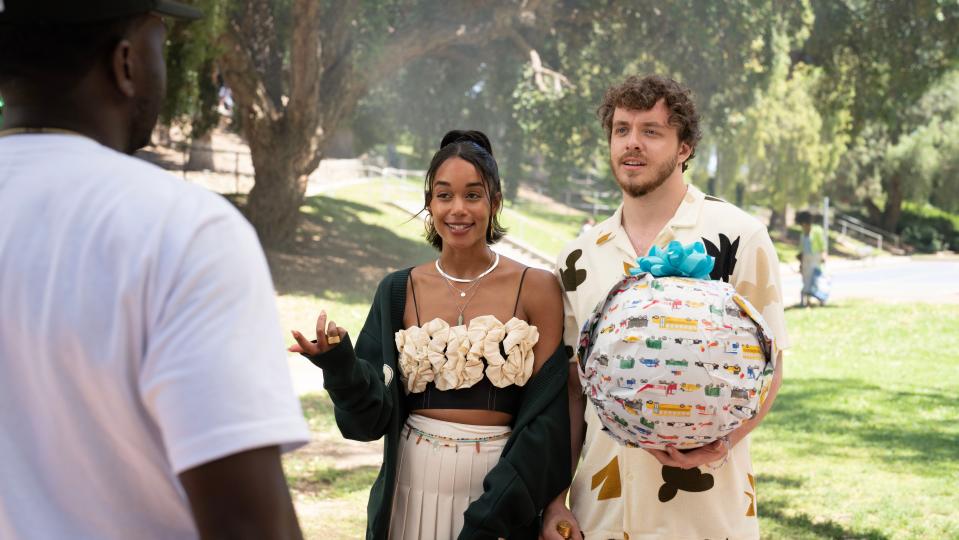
[0,0,203,24]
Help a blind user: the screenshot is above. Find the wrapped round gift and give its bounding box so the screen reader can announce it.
[577,270,776,450]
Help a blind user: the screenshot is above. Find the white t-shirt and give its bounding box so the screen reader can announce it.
[0,134,310,539]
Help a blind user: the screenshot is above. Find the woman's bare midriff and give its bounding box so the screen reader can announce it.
[413,408,512,426]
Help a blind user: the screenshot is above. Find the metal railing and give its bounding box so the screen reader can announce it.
[833,212,900,251]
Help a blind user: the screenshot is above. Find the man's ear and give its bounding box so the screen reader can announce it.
[678,142,693,166]
[111,39,136,98]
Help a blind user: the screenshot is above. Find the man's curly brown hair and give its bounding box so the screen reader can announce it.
[597,74,702,172]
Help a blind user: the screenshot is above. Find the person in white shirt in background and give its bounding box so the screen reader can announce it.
[0,1,310,538]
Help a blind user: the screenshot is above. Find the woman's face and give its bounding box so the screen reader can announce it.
[429,157,497,251]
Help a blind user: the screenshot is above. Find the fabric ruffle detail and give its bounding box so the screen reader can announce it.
[394,316,539,393]
[395,325,433,394]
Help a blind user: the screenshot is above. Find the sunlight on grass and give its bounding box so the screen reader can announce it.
[753,301,959,539]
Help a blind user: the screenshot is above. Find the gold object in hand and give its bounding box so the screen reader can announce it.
[556,520,572,539]
[327,333,341,345]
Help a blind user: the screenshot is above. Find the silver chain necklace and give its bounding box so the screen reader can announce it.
[447,275,486,326]
[434,251,500,283]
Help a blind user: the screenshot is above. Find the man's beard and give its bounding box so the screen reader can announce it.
[127,94,160,155]
[614,153,678,198]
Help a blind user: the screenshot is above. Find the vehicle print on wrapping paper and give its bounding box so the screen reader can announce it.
[695,360,721,371]
[723,363,743,376]
[620,315,649,329]
[741,344,764,361]
[603,412,643,440]
[614,397,644,416]
[730,404,755,418]
[645,400,692,417]
[703,384,723,397]
[651,315,698,332]
[726,304,748,318]
[636,381,678,396]
[675,337,707,352]
[695,403,731,416]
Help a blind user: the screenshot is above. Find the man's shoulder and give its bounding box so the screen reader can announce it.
[558,213,619,262]
[95,149,241,222]
[697,196,767,239]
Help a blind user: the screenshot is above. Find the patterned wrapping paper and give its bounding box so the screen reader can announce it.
[577,273,777,450]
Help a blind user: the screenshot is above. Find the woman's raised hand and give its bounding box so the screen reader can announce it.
[288,310,346,356]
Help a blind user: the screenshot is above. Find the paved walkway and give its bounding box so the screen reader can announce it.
[778,255,959,306]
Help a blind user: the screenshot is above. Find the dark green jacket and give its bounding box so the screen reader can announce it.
[309,267,571,540]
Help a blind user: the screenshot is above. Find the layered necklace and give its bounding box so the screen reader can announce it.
[436,251,500,325]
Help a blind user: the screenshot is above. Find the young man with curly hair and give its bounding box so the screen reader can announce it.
[543,74,790,540]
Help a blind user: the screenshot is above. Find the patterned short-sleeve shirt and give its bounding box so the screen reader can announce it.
[555,184,789,540]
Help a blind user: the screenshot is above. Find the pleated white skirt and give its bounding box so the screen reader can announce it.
[389,414,510,540]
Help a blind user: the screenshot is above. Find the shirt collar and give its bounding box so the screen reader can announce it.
[601,183,706,270]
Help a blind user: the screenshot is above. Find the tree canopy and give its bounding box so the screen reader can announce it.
[156,0,959,247]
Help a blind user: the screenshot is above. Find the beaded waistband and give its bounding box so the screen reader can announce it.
[403,422,511,453]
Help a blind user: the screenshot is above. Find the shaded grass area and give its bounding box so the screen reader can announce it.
[265,188,438,338]
[500,197,587,257]
[285,393,382,539]
[269,193,436,303]
[753,301,959,539]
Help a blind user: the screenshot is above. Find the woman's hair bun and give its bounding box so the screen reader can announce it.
[439,129,493,156]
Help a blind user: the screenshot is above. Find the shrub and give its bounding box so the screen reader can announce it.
[898,203,959,252]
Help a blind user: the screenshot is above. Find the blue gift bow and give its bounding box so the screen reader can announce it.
[629,240,715,280]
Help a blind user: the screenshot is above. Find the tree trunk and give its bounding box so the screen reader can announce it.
[219,0,556,248]
[185,132,215,171]
[881,173,904,232]
[769,207,784,237]
[244,135,311,247]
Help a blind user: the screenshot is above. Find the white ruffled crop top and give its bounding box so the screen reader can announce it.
[394,315,539,395]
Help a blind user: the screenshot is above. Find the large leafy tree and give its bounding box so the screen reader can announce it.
[511,1,813,195]
[160,0,224,169]
[218,0,558,247]
[801,0,959,231]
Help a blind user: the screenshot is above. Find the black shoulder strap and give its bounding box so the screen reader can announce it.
[408,269,421,326]
[512,267,531,316]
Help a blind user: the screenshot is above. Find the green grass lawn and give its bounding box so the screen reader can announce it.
[752,302,959,539]
[499,197,587,258]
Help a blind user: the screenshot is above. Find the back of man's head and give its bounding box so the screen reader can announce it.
[0,0,201,152]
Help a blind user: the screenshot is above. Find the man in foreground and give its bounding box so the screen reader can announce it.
[0,2,310,538]
[543,74,790,539]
